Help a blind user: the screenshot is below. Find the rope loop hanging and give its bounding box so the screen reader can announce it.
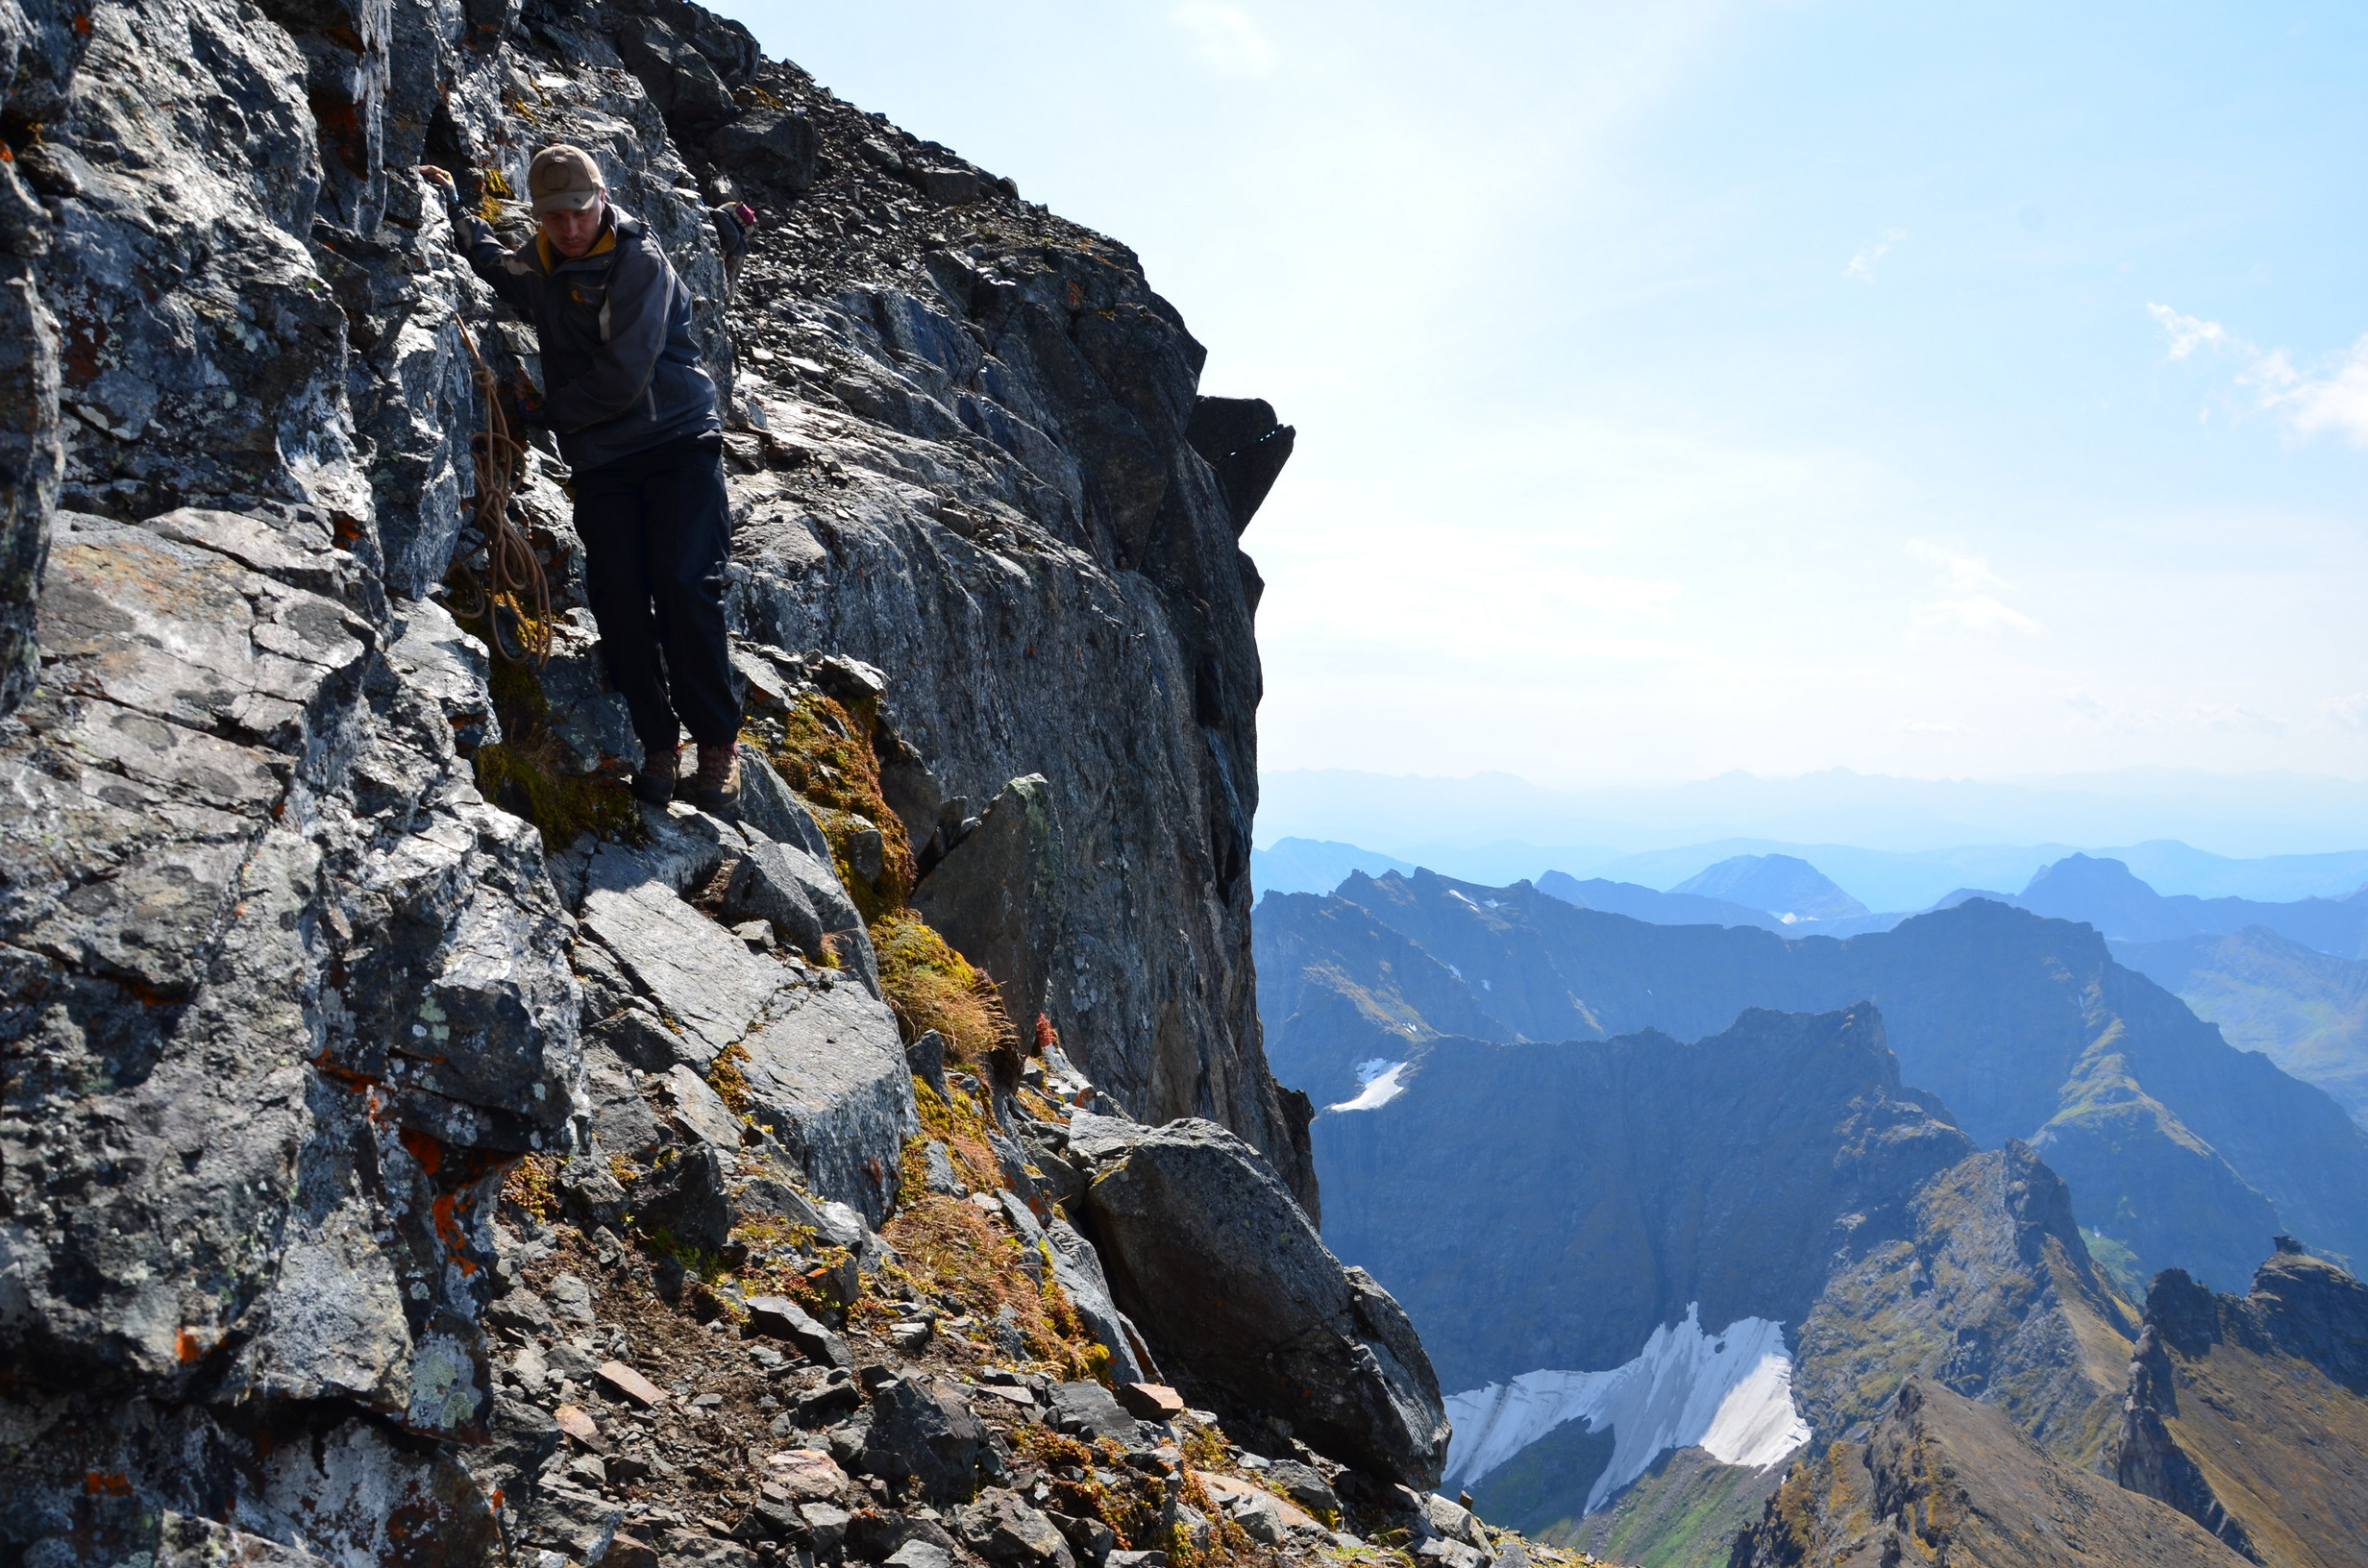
[450,313,553,666]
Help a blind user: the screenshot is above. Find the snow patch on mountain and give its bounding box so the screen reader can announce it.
[1331,1060,1409,1112]
[1442,1306,1812,1509]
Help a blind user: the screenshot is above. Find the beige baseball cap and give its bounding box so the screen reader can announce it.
[528,145,604,215]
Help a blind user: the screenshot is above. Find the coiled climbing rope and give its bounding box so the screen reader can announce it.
[449,314,553,666]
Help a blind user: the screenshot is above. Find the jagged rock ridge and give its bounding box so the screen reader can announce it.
[2115,1239,2368,1568]
[1732,1240,2368,1568]
[1731,1378,2246,1568]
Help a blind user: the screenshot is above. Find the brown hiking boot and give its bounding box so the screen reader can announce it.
[681,740,741,818]
[631,746,680,807]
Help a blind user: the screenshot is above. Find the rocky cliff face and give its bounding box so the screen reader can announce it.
[1318,1006,1975,1390]
[2114,1240,2368,1568]
[0,0,1359,1560]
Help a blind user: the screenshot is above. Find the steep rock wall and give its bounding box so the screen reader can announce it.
[0,0,1306,1554]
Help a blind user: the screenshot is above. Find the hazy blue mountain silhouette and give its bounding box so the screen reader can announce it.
[1939,853,2368,957]
[1670,853,1869,920]
[1534,870,1789,933]
[1249,837,1417,896]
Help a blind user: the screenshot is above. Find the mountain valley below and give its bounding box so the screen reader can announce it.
[1255,867,2368,1567]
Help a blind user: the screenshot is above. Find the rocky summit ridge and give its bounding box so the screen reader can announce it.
[0,1,1554,1566]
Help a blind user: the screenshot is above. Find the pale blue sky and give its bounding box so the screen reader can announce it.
[721,1,2368,788]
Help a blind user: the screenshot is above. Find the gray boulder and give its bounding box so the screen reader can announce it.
[1044,1380,1134,1442]
[746,1295,854,1370]
[558,1157,627,1235]
[740,752,838,864]
[658,1062,744,1153]
[736,755,881,992]
[737,981,917,1224]
[725,833,844,959]
[907,1028,952,1106]
[918,166,980,206]
[861,1377,988,1503]
[460,1391,563,1498]
[919,1139,965,1196]
[958,1489,1076,1568]
[1044,1217,1158,1384]
[625,1145,734,1255]
[1266,1459,1340,1521]
[584,1044,664,1160]
[514,1480,628,1563]
[711,109,821,192]
[1185,396,1295,531]
[537,611,642,780]
[1071,1115,1449,1489]
[383,598,497,754]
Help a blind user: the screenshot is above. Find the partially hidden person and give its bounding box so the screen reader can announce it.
[710,200,758,301]
[422,145,740,815]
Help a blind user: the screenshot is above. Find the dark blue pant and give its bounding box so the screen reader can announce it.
[571,434,739,754]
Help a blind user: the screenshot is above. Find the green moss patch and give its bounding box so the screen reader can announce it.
[875,910,1015,1062]
[451,586,642,851]
[751,692,916,921]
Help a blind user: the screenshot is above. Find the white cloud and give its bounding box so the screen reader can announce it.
[2147,305,2368,447]
[1906,539,2040,635]
[1844,229,1906,283]
[1898,718,1971,736]
[1907,539,2005,592]
[2145,302,2230,360]
[1171,3,1277,77]
[2323,694,2368,732]
[2246,337,2368,447]
[2196,703,2287,734]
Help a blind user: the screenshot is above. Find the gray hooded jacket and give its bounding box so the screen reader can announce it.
[454,204,719,474]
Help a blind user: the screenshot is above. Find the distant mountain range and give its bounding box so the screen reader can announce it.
[1260,871,2367,1292]
[1254,873,2368,1564]
[1668,852,1866,920]
[1260,839,2368,960]
[1250,831,2368,910]
[2115,926,2368,1131]
[1259,842,2368,1138]
[1943,851,2368,957]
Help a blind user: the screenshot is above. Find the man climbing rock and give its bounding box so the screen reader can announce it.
[710,200,758,300]
[422,145,740,814]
